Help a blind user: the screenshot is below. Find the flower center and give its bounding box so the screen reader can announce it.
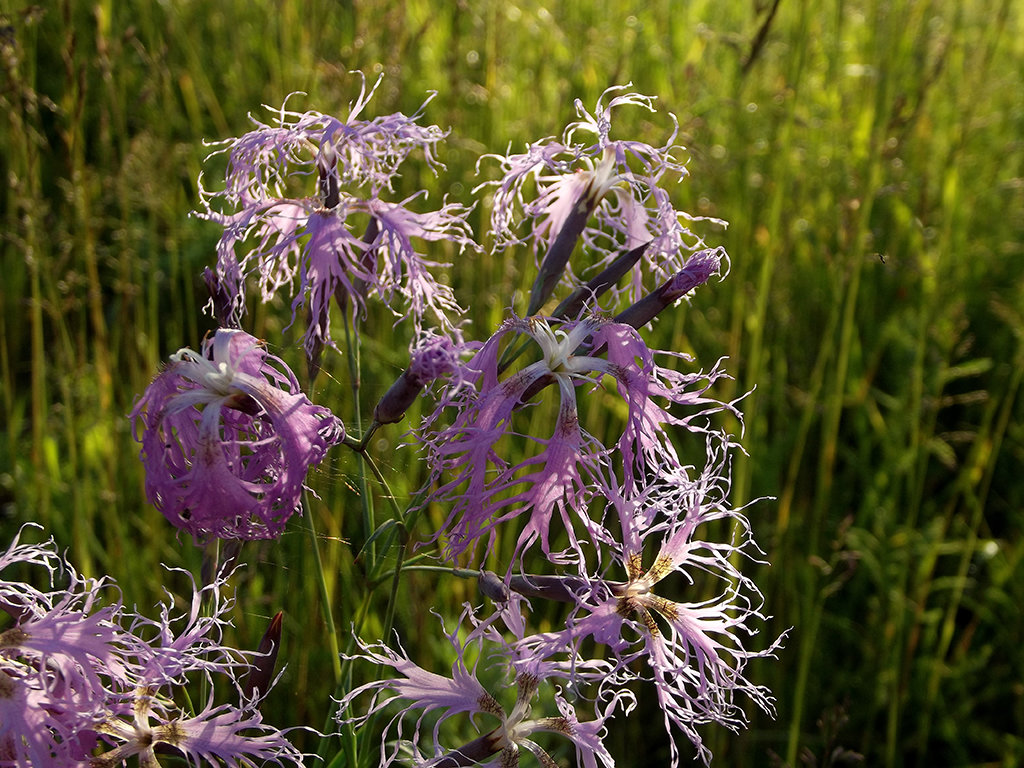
[528,318,595,377]
[171,348,238,396]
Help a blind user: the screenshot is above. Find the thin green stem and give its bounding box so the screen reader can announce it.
[341,419,382,453]
[304,489,342,683]
[343,310,377,569]
[357,533,411,761]
[360,450,404,524]
[319,584,375,764]
[371,564,480,587]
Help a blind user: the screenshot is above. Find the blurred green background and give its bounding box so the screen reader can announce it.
[2,0,1023,765]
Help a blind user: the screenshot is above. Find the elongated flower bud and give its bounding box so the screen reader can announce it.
[372,368,423,425]
[317,142,340,210]
[433,734,500,768]
[552,240,651,320]
[242,611,284,704]
[508,573,592,603]
[526,147,618,315]
[614,247,722,329]
[477,570,510,602]
[373,334,469,424]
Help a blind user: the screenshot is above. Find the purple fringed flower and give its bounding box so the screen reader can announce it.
[480,85,726,313]
[1,528,303,768]
[0,527,129,766]
[420,314,737,565]
[0,528,306,767]
[91,695,305,768]
[198,75,476,358]
[91,568,306,768]
[131,328,344,541]
[512,449,784,767]
[337,605,617,768]
[0,524,63,620]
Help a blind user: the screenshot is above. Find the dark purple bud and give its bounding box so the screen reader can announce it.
[373,334,464,424]
[508,573,592,603]
[351,216,380,305]
[317,143,340,210]
[614,247,722,329]
[526,193,593,316]
[433,733,502,768]
[372,369,422,425]
[242,611,283,705]
[203,268,237,328]
[477,570,510,602]
[527,147,618,315]
[552,240,651,319]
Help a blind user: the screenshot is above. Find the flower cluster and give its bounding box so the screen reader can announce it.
[420,313,736,566]
[198,74,477,366]
[481,86,726,314]
[122,76,781,767]
[0,525,302,767]
[334,85,782,767]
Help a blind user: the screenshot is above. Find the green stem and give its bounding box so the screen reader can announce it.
[357,533,411,760]
[343,311,376,567]
[377,563,480,582]
[304,489,342,683]
[360,451,404,524]
[319,583,375,764]
[341,419,382,453]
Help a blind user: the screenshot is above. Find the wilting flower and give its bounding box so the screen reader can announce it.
[480,85,725,313]
[131,328,343,541]
[337,605,617,768]
[421,314,736,565]
[198,75,476,359]
[509,449,784,767]
[0,527,304,767]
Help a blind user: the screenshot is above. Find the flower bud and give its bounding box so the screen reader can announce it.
[526,147,619,316]
[372,368,423,425]
[614,247,722,329]
[552,240,650,320]
[372,334,467,425]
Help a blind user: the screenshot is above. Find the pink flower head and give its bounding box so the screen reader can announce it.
[198,76,476,357]
[90,693,306,768]
[480,85,726,313]
[0,529,131,766]
[421,315,737,566]
[91,568,306,768]
[1,527,305,767]
[131,328,344,540]
[337,605,616,768]
[525,455,784,767]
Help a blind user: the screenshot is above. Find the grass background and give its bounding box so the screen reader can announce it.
[2,0,1023,765]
